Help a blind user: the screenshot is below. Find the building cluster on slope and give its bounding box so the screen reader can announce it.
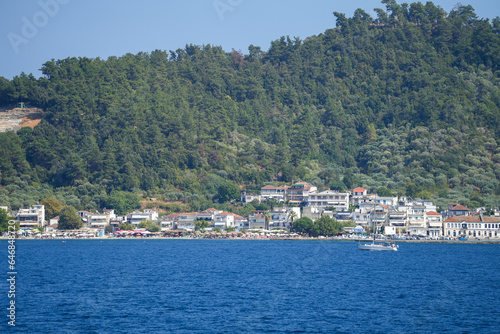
[3,183,500,239]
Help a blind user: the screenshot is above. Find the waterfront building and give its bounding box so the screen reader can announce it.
[353,208,370,228]
[286,182,317,205]
[88,212,110,229]
[176,212,198,231]
[77,210,92,225]
[16,205,45,229]
[307,190,350,211]
[388,210,407,235]
[248,213,266,230]
[260,185,288,202]
[161,214,179,231]
[444,215,500,239]
[127,209,159,226]
[407,206,427,235]
[197,208,223,222]
[268,207,301,230]
[370,204,390,229]
[426,211,443,238]
[213,212,236,230]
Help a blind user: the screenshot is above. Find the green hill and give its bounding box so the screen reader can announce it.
[1,0,499,212]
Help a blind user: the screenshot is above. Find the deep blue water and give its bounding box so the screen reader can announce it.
[1,240,499,333]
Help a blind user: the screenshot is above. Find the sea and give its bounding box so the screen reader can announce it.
[1,239,499,333]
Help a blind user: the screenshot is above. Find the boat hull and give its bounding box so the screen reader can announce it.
[358,243,398,251]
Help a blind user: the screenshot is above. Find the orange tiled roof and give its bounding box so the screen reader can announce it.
[426,211,441,216]
[353,187,366,192]
[217,212,235,216]
[450,204,470,211]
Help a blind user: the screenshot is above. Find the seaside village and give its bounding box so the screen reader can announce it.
[4,182,500,240]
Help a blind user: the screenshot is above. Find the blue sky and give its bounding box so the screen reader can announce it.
[1,0,499,80]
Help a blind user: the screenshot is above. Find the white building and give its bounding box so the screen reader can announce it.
[197,208,223,223]
[351,187,369,205]
[161,214,179,231]
[269,207,300,230]
[127,209,159,226]
[287,182,317,205]
[248,213,266,230]
[260,185,288,202]
[374,196,398,207]
[407,206,426,236]
[213,212,236,230]
[444,216,500,239]
[240,193,260,204]
[307,190,350,211]
[388,211,407,235]
[426,211,442,238]
[353,208,371,228]
[175,212,198,231]
[88,213,110,229]
[16,205,45,229]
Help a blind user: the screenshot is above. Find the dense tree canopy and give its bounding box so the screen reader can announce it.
[58,206,82,230]
[0,1,500,212]
[40,197,63,220]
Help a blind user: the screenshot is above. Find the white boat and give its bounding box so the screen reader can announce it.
[358,241,398,251]
[358,196,398,251]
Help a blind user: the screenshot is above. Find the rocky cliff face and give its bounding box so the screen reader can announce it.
[0,105,43,132]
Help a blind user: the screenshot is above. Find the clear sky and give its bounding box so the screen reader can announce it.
[1,0,499,80]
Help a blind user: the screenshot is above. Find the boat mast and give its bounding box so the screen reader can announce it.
[373,194,376,244]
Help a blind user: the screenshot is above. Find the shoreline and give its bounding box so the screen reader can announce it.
[2,236,500,244]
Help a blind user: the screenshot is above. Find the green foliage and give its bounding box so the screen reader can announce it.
[138,220,161,232]
[217,181,240,203]
[40,197,63,220]
[194,220,210,231]
[0,208,15,232]
[101,191,141,215]
[376,187,393,197]
[292,217,313,234]
[119,223,135,231]
[0,1,499,209]
[309,215,346,237]
[58,205,82,230]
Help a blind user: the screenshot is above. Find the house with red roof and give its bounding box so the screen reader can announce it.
[197,208,223,222]
[214,212,236,230]
[286,182,317,204]
[260,184,288,202]
[426,211,443,238]
[447,203,470,218]
[353,187,367,196]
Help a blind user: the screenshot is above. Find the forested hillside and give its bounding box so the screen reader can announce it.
[1,1,500,212]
